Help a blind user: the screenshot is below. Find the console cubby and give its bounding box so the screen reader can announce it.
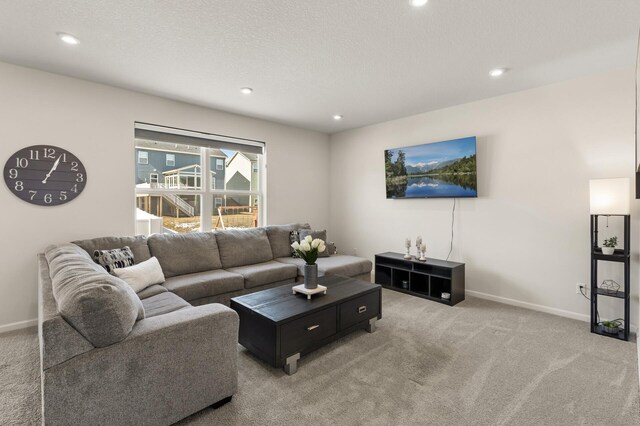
[410,273,429,295]
[375,264,391,286]
[374,252,465,306]
[429,276,451,300]
[391,269,410,290]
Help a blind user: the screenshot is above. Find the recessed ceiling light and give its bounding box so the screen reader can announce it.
[240,87,253,95]
[333,115,343,121]
[489,68,507,77]
[410,0,429,7]
[57,32,79,45]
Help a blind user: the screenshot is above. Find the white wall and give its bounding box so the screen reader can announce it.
[330,68,638,327]
[0,61,330,330]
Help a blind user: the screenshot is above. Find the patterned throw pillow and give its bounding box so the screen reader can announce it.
[289,230,301,258]
[326,242,337,256]
[94,246,135,274]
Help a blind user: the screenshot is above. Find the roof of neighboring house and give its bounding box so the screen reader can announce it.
[135,139,227,158]
[226,151,257,166]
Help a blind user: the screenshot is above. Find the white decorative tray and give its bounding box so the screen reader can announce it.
[292,284,327,299]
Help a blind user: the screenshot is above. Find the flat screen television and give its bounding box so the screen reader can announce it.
[385,136,477,199]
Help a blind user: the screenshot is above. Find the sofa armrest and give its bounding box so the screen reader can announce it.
[42,303,239,426]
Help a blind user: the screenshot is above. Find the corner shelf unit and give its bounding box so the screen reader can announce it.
[590,214,630,341]
[374,252,465,306]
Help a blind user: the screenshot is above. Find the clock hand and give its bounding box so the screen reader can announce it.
[42,155,62,184]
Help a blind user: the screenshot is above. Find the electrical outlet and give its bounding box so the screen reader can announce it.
[576,283,585,294]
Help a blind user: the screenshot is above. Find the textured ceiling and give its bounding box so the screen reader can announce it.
[0,0,639,133]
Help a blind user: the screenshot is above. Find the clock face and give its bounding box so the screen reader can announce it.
[3,145,87,206]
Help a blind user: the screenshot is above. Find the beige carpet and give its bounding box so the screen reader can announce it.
[2,290,639,425]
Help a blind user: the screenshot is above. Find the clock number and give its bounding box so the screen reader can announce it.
[29,150,40,160]
[16,158,28,168]
[15,181,23,191]
[44,148,56,159]
[70,184,78,193]
[44,193,52,204]
[76,173,84,182]
[61,153,67,163]
[71,161,79,171]
[8,169,18,179]
[59,191,68,201]
[29,190,37,200]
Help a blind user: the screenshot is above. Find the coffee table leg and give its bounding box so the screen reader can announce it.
[284,353,300,375]
[366,318,377,333]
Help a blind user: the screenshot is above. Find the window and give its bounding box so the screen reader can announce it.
[134,124,264,235]
[138,151,148,164]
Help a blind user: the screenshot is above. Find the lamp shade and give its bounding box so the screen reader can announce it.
[589,178,630,215]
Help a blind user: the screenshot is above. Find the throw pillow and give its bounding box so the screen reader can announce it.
[94,246,134,274]
[290,230,301,258]
[298,229,330,257]
[326,242,337,255]
[113,257,166,293]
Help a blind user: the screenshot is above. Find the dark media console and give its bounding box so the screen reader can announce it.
[374,252,465,306]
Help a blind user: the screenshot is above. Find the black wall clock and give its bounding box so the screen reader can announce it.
[3,145,87,206]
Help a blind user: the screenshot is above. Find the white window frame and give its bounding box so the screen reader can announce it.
[149,173,159,183]
[138,150,148,164]
[214,197,223,209]
[135,131,265,232]
[216,158,224,170]
[166,153,175,167]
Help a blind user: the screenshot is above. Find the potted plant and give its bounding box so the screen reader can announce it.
[601,319,622,334]
[291,236,326,289]
[602,236,618,255]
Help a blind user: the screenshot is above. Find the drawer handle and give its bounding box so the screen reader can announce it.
[358,306,367,314]
[307,324,320,331]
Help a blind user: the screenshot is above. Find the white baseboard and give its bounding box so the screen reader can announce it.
[0,318,37,334]
[466,289,638,333]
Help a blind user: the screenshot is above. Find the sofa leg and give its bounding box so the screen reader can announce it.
[211,395,233,409]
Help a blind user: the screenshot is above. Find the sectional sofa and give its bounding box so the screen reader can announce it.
[38,223,372,425]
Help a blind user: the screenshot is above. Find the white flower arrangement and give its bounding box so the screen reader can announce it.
[291,235,326,265]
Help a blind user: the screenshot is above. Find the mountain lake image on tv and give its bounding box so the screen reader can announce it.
[385,136,477,199]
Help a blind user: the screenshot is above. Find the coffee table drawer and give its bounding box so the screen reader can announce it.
[281,306,337,356]
[339,291,380,330]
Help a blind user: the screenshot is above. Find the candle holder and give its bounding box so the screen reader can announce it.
[415,236,422,258]
[404,238,412,259]
[419,243,426,261]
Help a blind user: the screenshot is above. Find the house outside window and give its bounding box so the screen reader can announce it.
[134,124,264,234]
[138,151,148,164]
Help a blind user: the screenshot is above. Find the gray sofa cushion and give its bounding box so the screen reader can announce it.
[227,260,298,289]
[265,223,311,258]
[276,255,373,278]
[215,228,274,268]
[73,235,151,264]
[163,269,244,301]
[141,292,191,318]
[45,244,145,348]
[147,232,222,278]
[136,284,168,300]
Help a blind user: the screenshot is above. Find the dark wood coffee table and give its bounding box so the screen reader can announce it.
[230,275,382,375]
